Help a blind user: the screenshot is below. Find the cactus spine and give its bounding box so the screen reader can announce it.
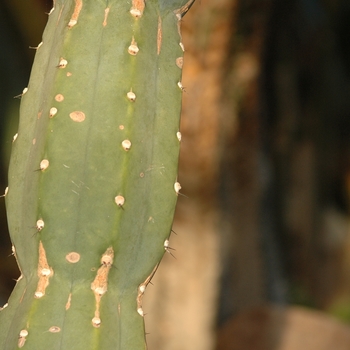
[0,0,194,349]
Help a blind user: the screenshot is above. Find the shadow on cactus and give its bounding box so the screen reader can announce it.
[0,0,195,349]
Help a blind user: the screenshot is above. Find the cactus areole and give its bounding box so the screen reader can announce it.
[0,0,195,349]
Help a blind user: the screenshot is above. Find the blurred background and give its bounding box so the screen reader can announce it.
[2,0,350,349]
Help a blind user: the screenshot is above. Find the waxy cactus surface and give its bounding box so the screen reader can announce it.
[0,0,194,349]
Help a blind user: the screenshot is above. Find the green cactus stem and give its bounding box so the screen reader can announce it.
[0,0,195,349]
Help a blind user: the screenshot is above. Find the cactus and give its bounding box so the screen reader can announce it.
[0,0,194,349]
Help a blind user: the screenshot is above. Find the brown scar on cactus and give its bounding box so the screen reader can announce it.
[68,0,83,28]
[56,4,64,24]
[34,241,53,299]
[69,111,85,122]
[19,288,26,304]
[18,329,28,348]
[55,94,64,102]
[66,252,81,263]
[91,247,114,327]
[176,57,183,69]
[157,16,162,55]
[65,293,72,310]
[49,326,61,333]
[130,0,145,18]
[103,7,110,27]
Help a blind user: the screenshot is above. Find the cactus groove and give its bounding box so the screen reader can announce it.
[0,0,195,349]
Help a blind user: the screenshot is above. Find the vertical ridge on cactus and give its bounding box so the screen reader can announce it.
[0,0,195,349]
